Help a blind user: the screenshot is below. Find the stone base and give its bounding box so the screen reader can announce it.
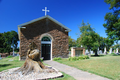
[0,66,63,80]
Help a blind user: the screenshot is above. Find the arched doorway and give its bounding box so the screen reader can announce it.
[41,36,51,60]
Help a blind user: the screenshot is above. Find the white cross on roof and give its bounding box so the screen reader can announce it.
[42,7,50,16]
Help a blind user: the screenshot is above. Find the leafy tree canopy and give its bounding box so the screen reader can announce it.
[0,33,4,48]
[104,0,120,9]
[77,20,114,55]
[103,0,120,44]
[68,36,76,50]
[104,37,114,51]
[77,21,101,55]
[0,31,19,53]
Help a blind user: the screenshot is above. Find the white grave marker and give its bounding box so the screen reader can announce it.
[90,49,94,54]
[104,47,107,54]
[114,49,116,53]
[0,54,2,59]
[97,47,99,54]
[116,48,118,53]
[13,47,14,56]
[85,49,89,55]
[99,50,102,54]
[81,45,83,47]
[109,48,112,54]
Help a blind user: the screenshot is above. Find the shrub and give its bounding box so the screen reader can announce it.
[69,56,79,61]
[68,57,71,61]
[40,58,43,62]
[83,55,89,59]
[73,57,77,61]
[111,53,118,56]
[7,55,13,58]
[53,57,62,61]
[68,55,89,61]
[78,56,83,60]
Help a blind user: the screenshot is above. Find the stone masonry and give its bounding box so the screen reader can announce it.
[19,18,69,60]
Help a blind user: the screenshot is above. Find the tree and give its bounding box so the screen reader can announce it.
[103,0,120,44]
[77,21,94,49]
[77,21,100,56]
[98,37,114,52]
[88,32,100,56]
[0,33,4,52]
[68,36,76,50]
[104,37,114,51]
[0,31,19,53]
[98,37,106,52]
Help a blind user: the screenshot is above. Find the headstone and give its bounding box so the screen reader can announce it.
[85,49,89,55]
[17,53,19,56]
[104,47,107,55]
[99,50,102,54]
[90,49,94,54]
[13,48,14,56]
[0,54,2,59]
[116,48,118,53]
[109,48,112,54]
[97,47,99,54]
[114,49,116,53]
[91,51,93,54]
[81,45,83,47]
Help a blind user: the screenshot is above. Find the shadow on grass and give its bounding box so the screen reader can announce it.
[91,54,120,57]
[91,55,106,57]
[0,64,12,67]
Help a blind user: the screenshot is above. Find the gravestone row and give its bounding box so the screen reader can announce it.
[85,47,119,55]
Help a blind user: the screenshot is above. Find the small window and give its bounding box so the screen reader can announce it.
[41,37,50,41]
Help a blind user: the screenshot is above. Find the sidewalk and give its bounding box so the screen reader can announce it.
[44,60,110,80]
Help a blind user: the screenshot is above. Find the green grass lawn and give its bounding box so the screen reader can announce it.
[0,56,25,72]
[56,55,120,80]
[0,56,75,80]
[50,72,75,80]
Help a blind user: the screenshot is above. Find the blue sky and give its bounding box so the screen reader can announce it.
[0,0,111,41]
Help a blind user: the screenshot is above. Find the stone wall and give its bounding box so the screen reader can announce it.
[19,18,69,60]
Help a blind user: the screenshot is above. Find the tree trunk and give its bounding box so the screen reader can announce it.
[14,55,48,75]
[94,50,98,56]
[14,42,53,75]
[14,58,46,75]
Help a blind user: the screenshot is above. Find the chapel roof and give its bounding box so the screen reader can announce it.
[18,15,71,39]
[18,15,71,31]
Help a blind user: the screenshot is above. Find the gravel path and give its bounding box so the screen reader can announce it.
[0,66,63,80]
[44,60,110,80]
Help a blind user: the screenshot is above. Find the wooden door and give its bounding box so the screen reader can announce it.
[42,44,51,60]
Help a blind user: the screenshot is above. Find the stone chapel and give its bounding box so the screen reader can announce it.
[18,15,71,60]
